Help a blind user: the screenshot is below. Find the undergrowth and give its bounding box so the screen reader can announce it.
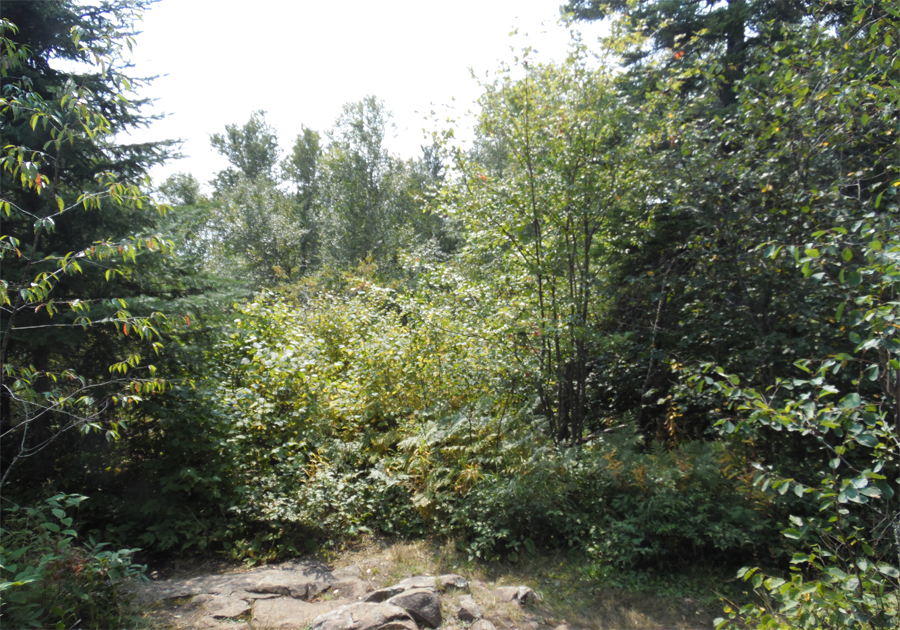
[0,493,147,629]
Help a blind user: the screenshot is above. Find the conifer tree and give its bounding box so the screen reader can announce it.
[1,0,176,489]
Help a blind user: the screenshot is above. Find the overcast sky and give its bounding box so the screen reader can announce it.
[123,0,608,190]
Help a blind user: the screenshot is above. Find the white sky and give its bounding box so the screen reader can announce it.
[124,0,608,191]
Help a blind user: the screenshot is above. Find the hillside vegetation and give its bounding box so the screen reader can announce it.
[1,0,897,628]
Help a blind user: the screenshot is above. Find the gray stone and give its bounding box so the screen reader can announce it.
[470,621,497,630]
[231,589,279,600]
[455,594,483,622]
[197,618,250,630]
[181,593,215,611]
[130,561,370,604]
[386,587,442,628]
[178,592,248,617]
[170,593,250,629]
[365,575,435,603]
[311,602,418,630]
[438,574,469,592]
[330,581,371,601]
[333,566,374,599]
[364,584,408,603]
[493,585,541,605]
[396,576,436,590]
[204,594,251,619]
[253,598,348,629]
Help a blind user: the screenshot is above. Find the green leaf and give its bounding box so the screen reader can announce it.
[765,577,785,590]
[836,302,846,321]
[877,564,899,578]
[825,567,848,579]
[856,433,879,448]
[841,393,861,408]
[838,486,862,503]
[875,481,894,500]
[841,248,853,261]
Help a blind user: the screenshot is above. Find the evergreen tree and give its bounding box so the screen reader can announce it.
[563,0,851,105]
[1,0,177,490]
[283,126,323,274]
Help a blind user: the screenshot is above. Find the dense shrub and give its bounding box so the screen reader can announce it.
[76,279,779,571]
[432,432,776,569]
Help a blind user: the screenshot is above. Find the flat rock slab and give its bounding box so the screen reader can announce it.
[312,602,419,630]
[253,598,349,629]
[164,593,251,630]
[230,589,279,600]
[396,576,436,590]
[132,561,367,603]
[188,593,250,619]
[195,619,251,630]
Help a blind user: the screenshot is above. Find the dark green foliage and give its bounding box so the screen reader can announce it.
[0,494,146,629]
[563,0,850,106]
[571,0,896,444]
[1,0,179,494]
[283,126,323,274]
[430,434,774,570]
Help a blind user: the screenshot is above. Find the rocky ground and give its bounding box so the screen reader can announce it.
[133,563,549,630]
[132,543,718,630]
